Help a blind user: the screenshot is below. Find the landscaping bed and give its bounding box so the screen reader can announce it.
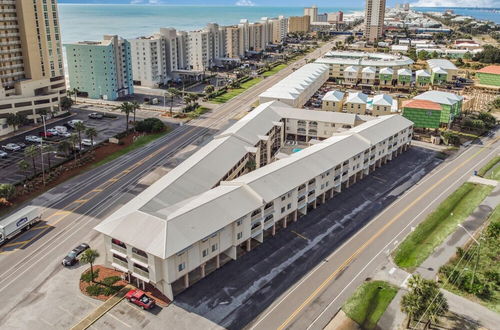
[478,155,500,180]
[393,183,493,270]
[79,265,171,306]
[342,280,398,330]
[210,78,263,104]
[438,205,500,313]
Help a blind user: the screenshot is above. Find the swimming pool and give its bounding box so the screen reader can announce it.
[292,148,303,153]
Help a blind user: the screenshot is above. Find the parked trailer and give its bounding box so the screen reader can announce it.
[0,206,42,245]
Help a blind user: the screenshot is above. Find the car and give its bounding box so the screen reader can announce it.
[54,126,68,134]
[67,119,84,128]
[81,139,96,147]
[0,150,7,158]
[88,112,103,119]
[38,131,54,138]
[46,128,59,136]
[25,135,42,143]
[59,132,72,138]
[125,289,155,310]
[61,243,90,266]
[16,142,27,149]
[2,143,21,151]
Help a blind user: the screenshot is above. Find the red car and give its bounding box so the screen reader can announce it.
[38,131,54,138]
[125,289,155,310]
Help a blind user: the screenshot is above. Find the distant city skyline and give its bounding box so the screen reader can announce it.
[57,0,500,8]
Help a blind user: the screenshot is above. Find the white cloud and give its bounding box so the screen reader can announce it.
[411,0,497,6]
[130,0,163,4]
[235,0,256,6]
[130,0,144,4]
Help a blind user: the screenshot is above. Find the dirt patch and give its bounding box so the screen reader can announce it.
[79,265,170,307]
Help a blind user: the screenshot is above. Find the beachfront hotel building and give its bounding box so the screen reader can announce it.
[364,0,386,42]
[65,35,134,100]
[288,15,311,33]
[94,100,413,300]
[0,0,66,137]
[315,51,413,85]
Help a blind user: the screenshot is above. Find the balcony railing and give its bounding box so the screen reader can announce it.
[250,212,262,222]
[111,243,127,254]
[112,257,128,269]
[251,225,262,236]
[133,267,150,279]
[132,252,148,264]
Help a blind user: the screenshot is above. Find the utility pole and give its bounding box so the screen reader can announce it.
[40,115,47,185]
[458,224,481,288]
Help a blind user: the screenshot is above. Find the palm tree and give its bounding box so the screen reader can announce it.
[73,121,86,152]
[117,102,134,132]
[69,134,80,160]
[42,144,55,172]
[6,113,25,132]
[58,140,72,158]
[17,159,30,181]
[85,127,98,150]
[131,101,140,124]
[165,87,180,117]
[71,87,79,103]
[24,145,38,176]
[80,249,100,283]
[204,85,214,95]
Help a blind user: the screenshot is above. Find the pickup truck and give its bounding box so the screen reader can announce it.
[125,289,155,310]
[0,206,42,245]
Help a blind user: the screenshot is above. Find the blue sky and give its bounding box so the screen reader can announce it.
[58,0,500,7]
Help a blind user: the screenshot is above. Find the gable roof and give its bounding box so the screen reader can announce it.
[403,99,442,111]
[477,65,500,75]
[372,94,393,106]
[322,90,345,102]
[346,92,368,104]
[427,59,458,71]
[413,91,463,106]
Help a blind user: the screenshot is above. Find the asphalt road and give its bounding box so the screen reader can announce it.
[0,40,337,329]
[248,132,500,330]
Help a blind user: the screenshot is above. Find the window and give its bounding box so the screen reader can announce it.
[202,248,209,257]
[287,203,291,210]
[281,207,285,213]
[236,219,242,226]
[237,232,243,240]
[211,244,218,252]
[281,196,286,201]
[178,262,185,271]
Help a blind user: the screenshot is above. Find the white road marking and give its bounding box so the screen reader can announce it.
[388,267,396,275]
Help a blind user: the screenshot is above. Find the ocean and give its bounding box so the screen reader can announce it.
[58,5,363,44]
[415,7,500,24]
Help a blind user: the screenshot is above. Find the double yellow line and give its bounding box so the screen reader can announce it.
[277,139,498,329]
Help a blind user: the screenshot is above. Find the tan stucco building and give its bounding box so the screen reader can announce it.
[288,16,311,33]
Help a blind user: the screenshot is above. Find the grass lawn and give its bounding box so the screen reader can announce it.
[477,156,500,177]
[342,281,398,330]
[210,78,263,104]
[186,106,211,119]
[91,130,169,168]
[262,64,287,77]
[439,205,500,313]
[486,164,500,180]
[393,183,493,270]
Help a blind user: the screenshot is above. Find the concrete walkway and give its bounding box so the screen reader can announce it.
[410,140,449,152]
[376,184,500,329]
[70,284,133,330]
[468,175,498,186]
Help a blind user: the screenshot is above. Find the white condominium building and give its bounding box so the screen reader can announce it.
[259,63,330,108]
[304,5,318,23]
[95,100,413,300]
[365,0,386,42]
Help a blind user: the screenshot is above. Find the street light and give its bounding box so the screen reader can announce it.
[457,224,481,287]
[40,114,47,185]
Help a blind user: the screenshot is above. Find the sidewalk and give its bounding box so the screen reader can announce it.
[70,284,133,330]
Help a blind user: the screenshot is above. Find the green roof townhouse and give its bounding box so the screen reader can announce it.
[476,65,500,88]
[397,68,412,87]
[403,91,463,128]
[427,59,458,84]
[65,35,134,101]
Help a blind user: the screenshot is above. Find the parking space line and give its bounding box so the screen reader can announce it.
[41,318,55,326]
[291,230,309,241]
[107,311,133,328]
[58,305,73,315]
[77,295,98,307]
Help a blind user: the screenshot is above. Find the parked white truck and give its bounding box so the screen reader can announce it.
[0,206,42,245]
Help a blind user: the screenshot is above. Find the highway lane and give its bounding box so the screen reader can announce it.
[0,40,337,328]
[248,134,500,330]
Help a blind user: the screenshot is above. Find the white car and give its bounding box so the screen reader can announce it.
[67,119,84,128]
[2,143,21,151]
[0,150,7,158]
[46,128,59,136]
[59,132,72,138]
[25,135,42,143]
[81,139,96,147]
[54,126,68,134]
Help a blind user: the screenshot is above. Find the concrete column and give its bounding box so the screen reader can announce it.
[294,210,298,222]
[246,238,251,252]
[313,200,317,209]
[283,217,287,228]
[216,254,220,269]
[184,274,189,288]
[322,193,326,204]
[164,283,174,301]
[353,174,357,184]
[272,224,276,236]
[201,263,206,278]
[346,180,350,188]
[360,171,364,180]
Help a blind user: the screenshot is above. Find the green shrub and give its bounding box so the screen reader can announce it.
[0,184,15,199]
[80,269,99,283]
[101,276,121,286]
[135,118,165,133]
[86,284,103,296]
[102,285,124,296]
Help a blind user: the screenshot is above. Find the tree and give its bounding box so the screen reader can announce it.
[42,144,55,172]
[70,87,79,103]
[401,274,448,329]
[17,159,30,181]
[58,139,72,158]
[6,113,26,131]
[60,96,73,111]
[165,87,180,117]
[131,101,140,124]
[69,134,79,160]
[24,145,38,176]
[117,102,134,132]
[73,121,86,152]
[85,127,98,150]
[79,249,100,283]
[204,85,215,95]
[418,50,429,61]
[0,184,15,200]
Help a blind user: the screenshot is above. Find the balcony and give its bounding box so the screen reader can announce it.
[264,206,274,216]
[251,212,262,223]
[111,243,127,254]
[132,252,148,264]
[132,266,150,280]
[0,48,21,54]
[308,184,316,191]
[112,257,128,270]
[0,25,18,30]
[251,224,262,237]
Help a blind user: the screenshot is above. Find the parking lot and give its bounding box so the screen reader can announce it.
[0,108,127,185]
